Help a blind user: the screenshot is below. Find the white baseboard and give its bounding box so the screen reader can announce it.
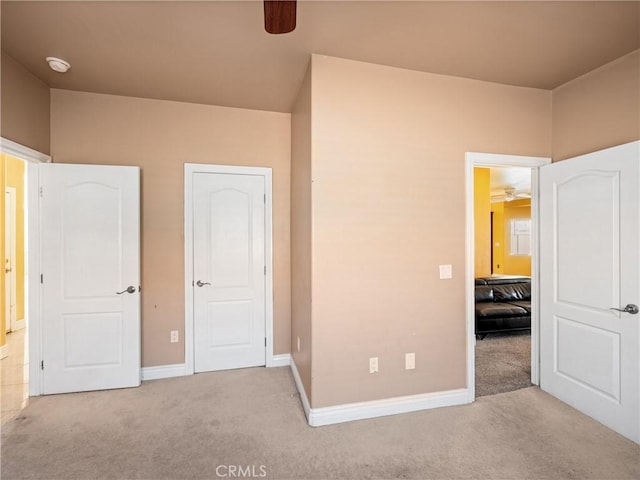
[269,353,291,367]
[12,318,26,331]
[142,354,290,382]
[289,358,472,427]
[290,358,311,420]
[0,343,8,359]
[308,388,472,427]
[141,363,187,381]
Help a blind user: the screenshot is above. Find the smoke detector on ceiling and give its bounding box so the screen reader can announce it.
[45,57,71,73]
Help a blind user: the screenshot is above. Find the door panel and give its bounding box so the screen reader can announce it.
[193,173,265,372]
[555,172,619,310]
[555,316,620,400]
[540,141,639,443]
[41,164,140,394]
[63,312,123,367]
[63,182,121,297]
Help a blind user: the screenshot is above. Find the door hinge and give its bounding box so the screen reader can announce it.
[39,186,43,197]
[40,360,44,370]
[264,194,266,204]
[40,274,43,284]
[264,265,266,275]
[265,338,267,347]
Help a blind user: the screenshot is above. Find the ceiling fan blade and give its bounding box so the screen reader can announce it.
[264,0,296,34]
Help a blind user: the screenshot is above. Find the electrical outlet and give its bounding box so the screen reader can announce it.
[405,352,415,370]
[170,330,179,343]
[369,357,379,373]
[297,336,301,353]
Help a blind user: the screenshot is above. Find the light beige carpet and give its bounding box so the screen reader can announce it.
[1,367,638,479]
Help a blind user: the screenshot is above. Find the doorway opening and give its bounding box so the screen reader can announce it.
[1,138,51,404]
[465,152,551,400]
[1,151,29,423]
[475,165,533,397]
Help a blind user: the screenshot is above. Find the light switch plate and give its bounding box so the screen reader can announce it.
[405,353,415,370]
[439,264,453,279]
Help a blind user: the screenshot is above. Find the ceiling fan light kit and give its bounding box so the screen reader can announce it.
[504,187,516,202]
[264,0,297,34]
[492,186,531,203]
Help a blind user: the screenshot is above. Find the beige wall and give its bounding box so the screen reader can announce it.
[290,65,313,397]
[1,52,50,155]
[50,90,291,367]
[552,50,639,161]
[308,55,550,408]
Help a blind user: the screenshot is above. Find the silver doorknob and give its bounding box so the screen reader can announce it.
[610,304,639,315]
[196,280,211,287]
[116,286,136,295]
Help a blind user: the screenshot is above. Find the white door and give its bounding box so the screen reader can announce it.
[193,172,266,372]
[540,141,639,443]
[40,163,141,394]
[4,187,17,333]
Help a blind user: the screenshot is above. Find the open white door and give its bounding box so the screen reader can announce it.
[540,141,639,443]
[40,163,140,394]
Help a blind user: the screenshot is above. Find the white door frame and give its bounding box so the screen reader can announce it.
[465,152,551,399]
[184,163,274,375]
[1,137,51,396]
[5,186,17,332]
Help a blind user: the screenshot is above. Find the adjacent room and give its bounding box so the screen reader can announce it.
[474,165,534,397]
[1,1,639,479]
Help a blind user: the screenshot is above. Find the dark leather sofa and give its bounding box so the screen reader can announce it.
[475,276,531,338]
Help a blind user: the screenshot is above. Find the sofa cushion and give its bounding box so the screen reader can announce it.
[493,283,531,301]
[505,300,531,313]
[475,285,494,302]
[475,302,529,319]
[476,316,531,332]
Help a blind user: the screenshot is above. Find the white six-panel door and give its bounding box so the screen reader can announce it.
[40,163,141,394]
[193,172,266,372]
[540,141,639,443]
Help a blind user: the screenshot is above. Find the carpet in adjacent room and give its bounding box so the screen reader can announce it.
[475,331,532,397]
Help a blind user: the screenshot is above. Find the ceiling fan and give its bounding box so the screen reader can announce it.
[264,0,297,34]
[491,186,531,203]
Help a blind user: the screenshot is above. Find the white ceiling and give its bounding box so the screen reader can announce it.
[489,166,531,197]
[2,1,639,113]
